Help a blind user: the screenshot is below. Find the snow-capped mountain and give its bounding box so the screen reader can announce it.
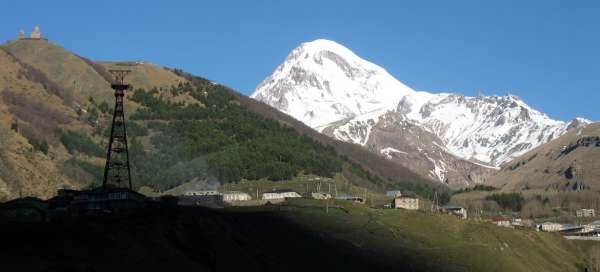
[253,39,414,128]
[251,39,590,186]
[396,93,590,166]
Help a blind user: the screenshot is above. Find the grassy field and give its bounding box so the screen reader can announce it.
[451,189,600,223]
[261,199,589,272]
[0,198,593,271]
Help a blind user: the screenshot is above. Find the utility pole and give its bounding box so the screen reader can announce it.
[431,191,439,213]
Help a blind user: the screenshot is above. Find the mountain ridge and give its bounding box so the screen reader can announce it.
[252,39,590,187]
[0,38,443,200]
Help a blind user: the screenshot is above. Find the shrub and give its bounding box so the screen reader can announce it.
[59,130,104,157]
[64,158,103,185]
[29,138,49,155]
[485,193,524,212]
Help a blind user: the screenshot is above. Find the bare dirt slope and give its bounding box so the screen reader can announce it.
[490,123,600,191]
[0,40,190,200]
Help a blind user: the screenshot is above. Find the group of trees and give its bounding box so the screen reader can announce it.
[126,81,342,189]
[59,129,104,157]
[485,193,525,212]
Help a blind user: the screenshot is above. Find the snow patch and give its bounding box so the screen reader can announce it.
[380,147,408,159]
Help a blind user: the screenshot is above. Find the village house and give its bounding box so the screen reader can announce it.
[492,216,512,228]
[222,191,252,203]
[386,190,402,198]
[183,190,220,196]
[393,196,419,210]
[178,191,222,206]
[539,222,566,232]
[262,189,302,200]
[576,208,595,218]
[311,192,332,200]
[336,195,366,204]
[582,221,600,233]
[442,205,468,219]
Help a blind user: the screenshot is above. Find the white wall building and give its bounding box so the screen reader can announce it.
[311,192,332,200]
[492,216,512,228]
[540,222,565,232]
[394,197,419,210]
[576,209,595,218]
[222,191,252,203]
[30,26,42,39]
[183,190,220,196]
[262,189,302,200]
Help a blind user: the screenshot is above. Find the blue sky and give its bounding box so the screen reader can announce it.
[2,0,599,121]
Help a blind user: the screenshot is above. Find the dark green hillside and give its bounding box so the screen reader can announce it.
[171,71,447,197]
[120,80,342,189]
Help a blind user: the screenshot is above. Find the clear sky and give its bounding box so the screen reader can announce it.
[2,0,599,121]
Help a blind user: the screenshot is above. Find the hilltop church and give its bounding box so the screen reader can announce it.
[18,26,47,40]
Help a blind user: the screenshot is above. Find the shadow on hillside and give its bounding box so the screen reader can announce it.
[0,205,438,272]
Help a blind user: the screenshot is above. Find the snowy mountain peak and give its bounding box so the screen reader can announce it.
[252,39,415,128]
[252,39,590,184]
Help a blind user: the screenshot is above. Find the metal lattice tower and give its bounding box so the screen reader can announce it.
[102,70,132,189]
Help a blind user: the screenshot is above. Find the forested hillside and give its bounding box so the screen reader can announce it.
[126,80,343,189]
[0,39,446,201]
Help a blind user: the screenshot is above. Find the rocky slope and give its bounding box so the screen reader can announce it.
[490,122,600,191]
[323,112,498,188]
[252,39,589,187]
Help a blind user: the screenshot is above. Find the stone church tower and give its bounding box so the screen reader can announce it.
[30,26,42,39]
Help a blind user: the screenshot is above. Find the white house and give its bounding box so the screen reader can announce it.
[492,216,512,228]
[183,190,220,196]
[222,191,252,203]
[262,189,302,200]
[394,197,419,210]
[311,192,332,200]
[576,209,595,218]
[539,222,565,232]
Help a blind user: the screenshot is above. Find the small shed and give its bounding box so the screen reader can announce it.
[442,205,468,219]
[311,192,332,200]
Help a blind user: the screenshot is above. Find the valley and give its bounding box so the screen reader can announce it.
[0,27,599,272]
